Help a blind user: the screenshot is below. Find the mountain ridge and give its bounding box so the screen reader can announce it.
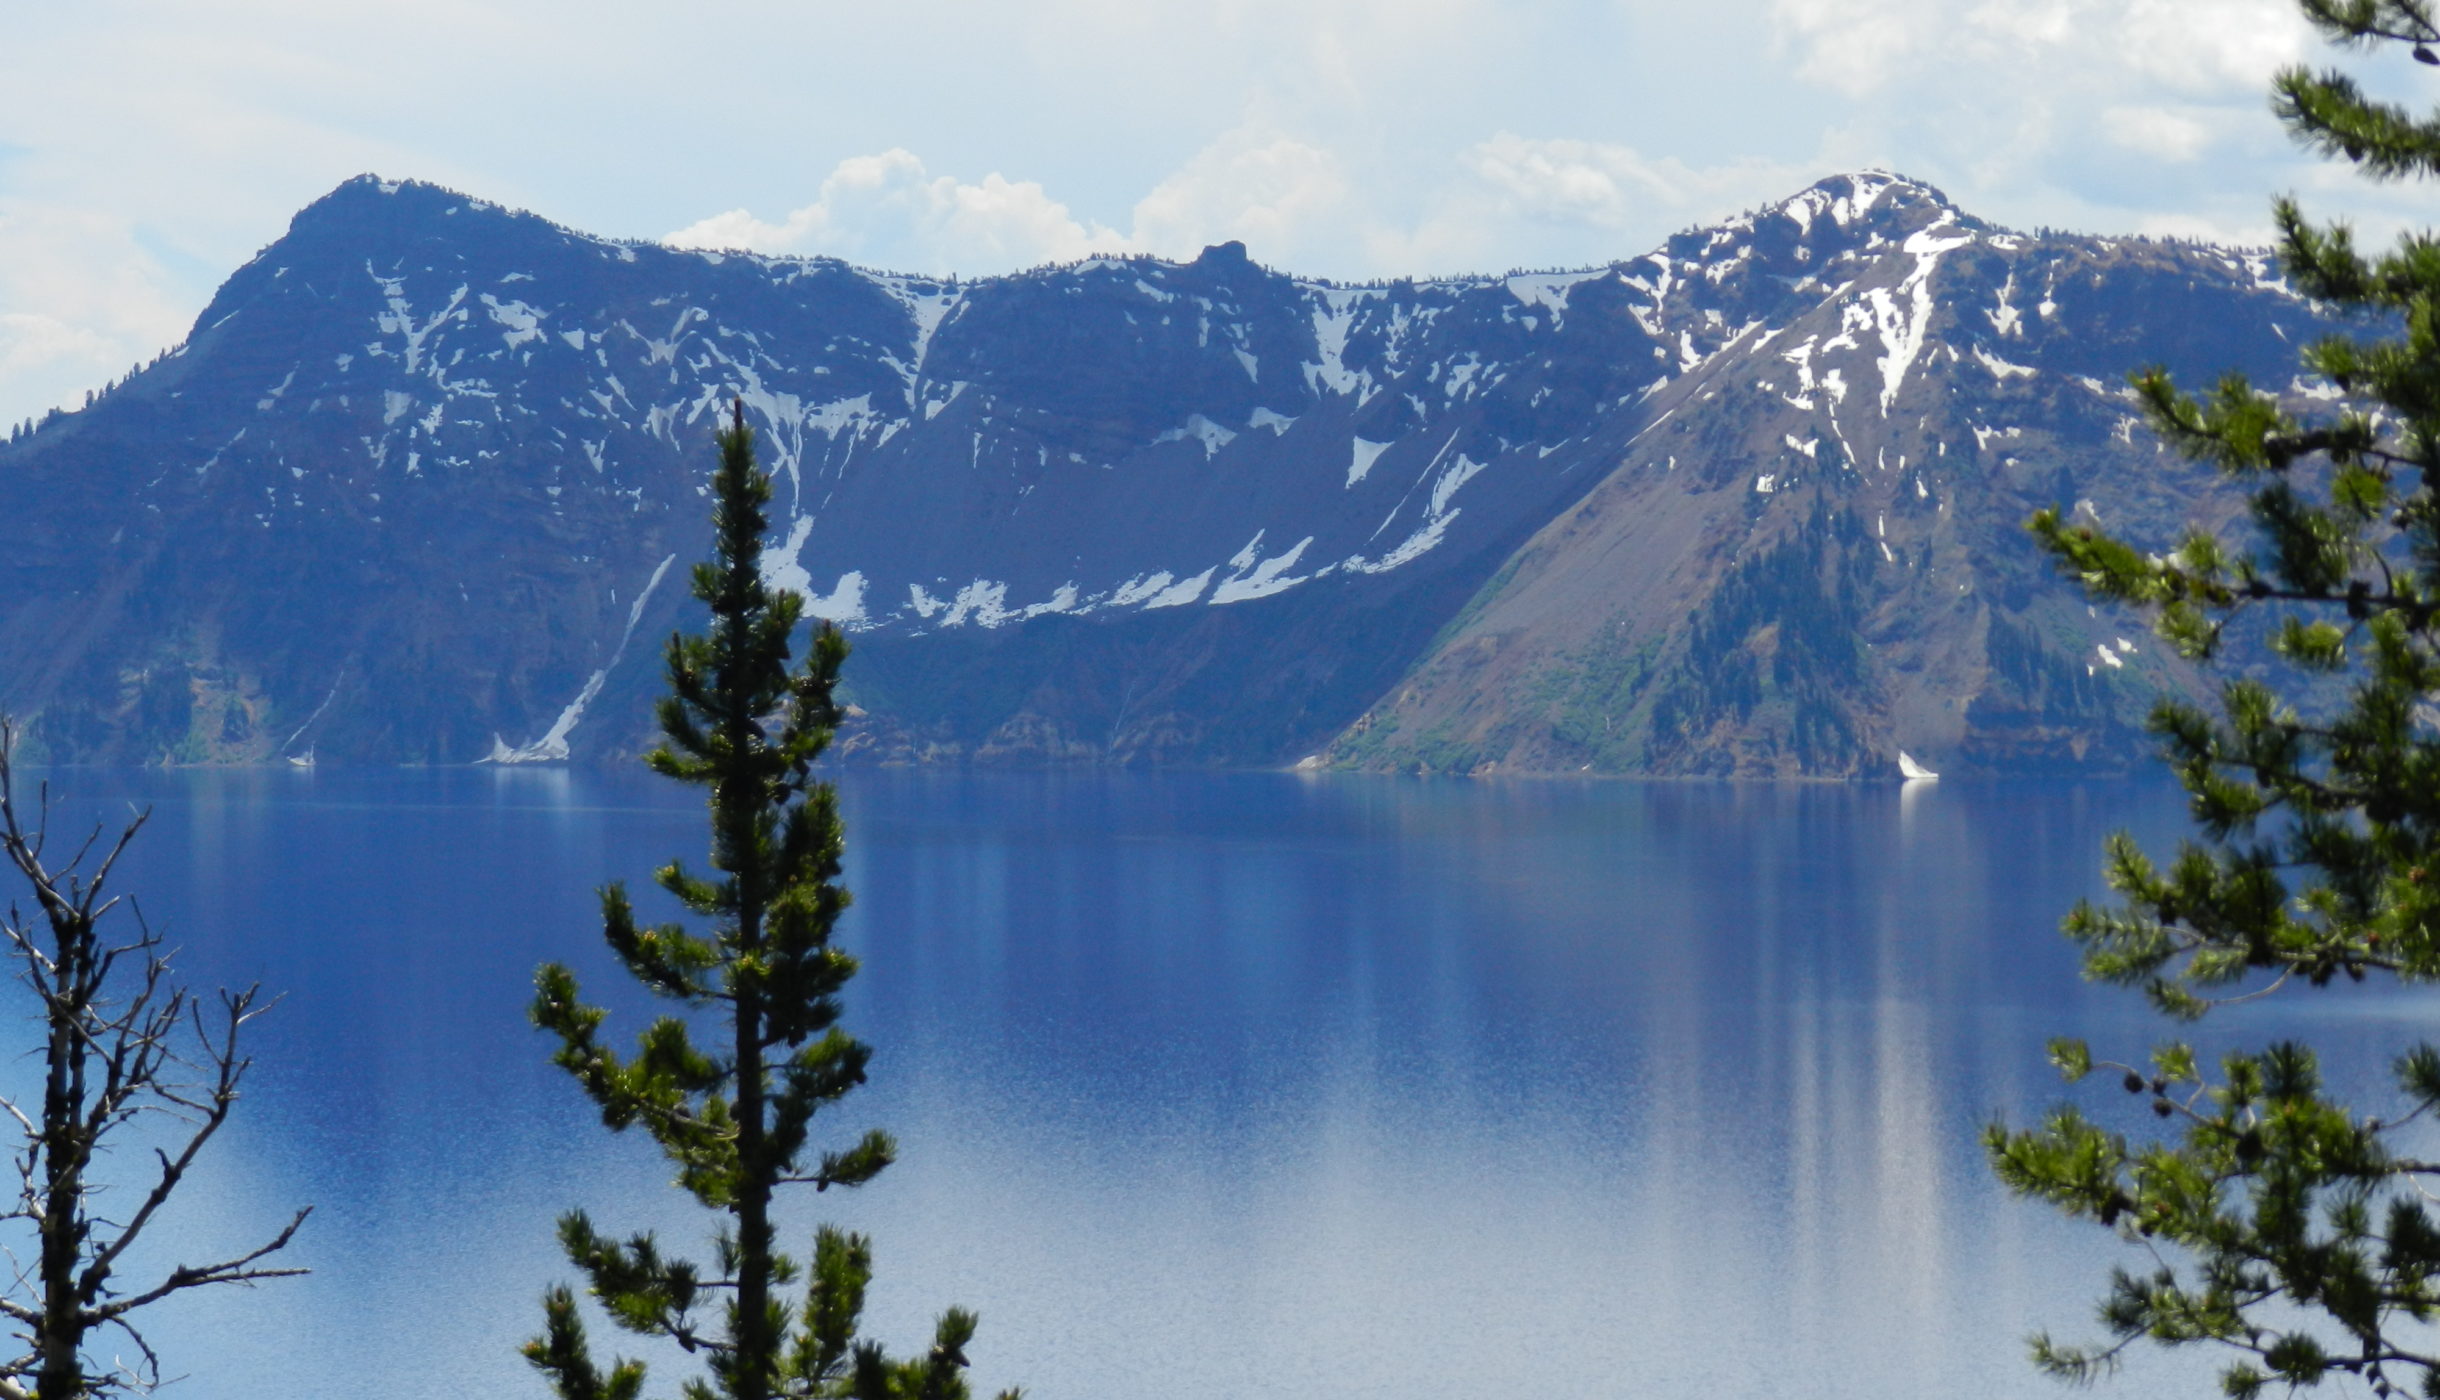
[0,171,2327,774]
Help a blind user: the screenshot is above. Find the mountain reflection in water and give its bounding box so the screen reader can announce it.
[2,769,2397,1399]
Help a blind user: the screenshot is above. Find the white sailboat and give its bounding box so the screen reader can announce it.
[1897,750,1938,782]
[286,746,316,769]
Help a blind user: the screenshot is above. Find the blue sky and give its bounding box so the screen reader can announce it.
[0,0,2429,426]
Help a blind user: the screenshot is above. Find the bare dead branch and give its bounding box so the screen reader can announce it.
[81,993,262,1295]
[0,719,309,1396]
[97,1314,158,1392]
[98,1208,312,1319]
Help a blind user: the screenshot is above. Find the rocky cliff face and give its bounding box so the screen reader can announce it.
[0,173,2335,774]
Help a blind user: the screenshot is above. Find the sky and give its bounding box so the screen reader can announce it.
[1,0,2434,428]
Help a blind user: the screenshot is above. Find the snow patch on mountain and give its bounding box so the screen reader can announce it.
[369,270,469,380]
[1304,288,1376,398]
[942,580,1010,627]
[1428,453,1488,519]
[1212,534,1318,604]
[481,294,546,349]
[1348,436,1393,487]
[1156,415,1238,458]
[872,275,963,378]
[1144,567,1217,609]
[806,570,869,626]
[761,514,819,596]
[1866,215,1975,414]
[1342,515,1454,575]
[1973,346,2037,380]
[1987,272,2022,338]
[1505,269,1608,320]
[488,551,677,763]
[1106,572,1176,608]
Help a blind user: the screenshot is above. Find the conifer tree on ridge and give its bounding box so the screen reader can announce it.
[527,401,1015,1400]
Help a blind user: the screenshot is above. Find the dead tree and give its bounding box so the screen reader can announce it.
[0,724,308,1398]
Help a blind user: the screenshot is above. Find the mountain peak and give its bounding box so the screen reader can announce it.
[296,173,472,221]
[1765,170,1964,238]
[281,175,569,251]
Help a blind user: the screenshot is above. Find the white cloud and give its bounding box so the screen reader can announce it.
[1770,0,1933,98]
[2102,105,2221,162]
[0,204,193,426]
[2111,0,2312,93]
[1771,0,2310,100]
[1457,135,1809,232]
[0,316,127,411]
[661,131,1820,286]
[662,127,1360,276]
[1465,137,1664,229]
[1753,0,2350,265]
[1372,135,1817,271]
[666,128,1358,276]
[1128,129,1351,263]
[665,149,1124,273]
[1966,0,2077,46]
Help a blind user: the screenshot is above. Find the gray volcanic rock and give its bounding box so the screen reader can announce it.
[0,173,2337,773]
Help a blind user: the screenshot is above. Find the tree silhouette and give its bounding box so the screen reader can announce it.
[528,403,1016,1400]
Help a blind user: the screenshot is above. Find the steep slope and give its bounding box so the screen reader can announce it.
[0,173,2332,772]
[1324,182,2330,776]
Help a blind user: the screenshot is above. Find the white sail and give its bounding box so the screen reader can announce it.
[1897,750,1938,781]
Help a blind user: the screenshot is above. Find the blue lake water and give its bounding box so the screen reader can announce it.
[0,768,2421,1399]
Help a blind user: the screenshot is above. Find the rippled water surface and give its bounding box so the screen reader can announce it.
[1,768,2416,1399]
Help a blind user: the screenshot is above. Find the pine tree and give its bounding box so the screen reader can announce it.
[0,723,309,1399]
[527,402,1016,1400]
[1986,4,2440,1394]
